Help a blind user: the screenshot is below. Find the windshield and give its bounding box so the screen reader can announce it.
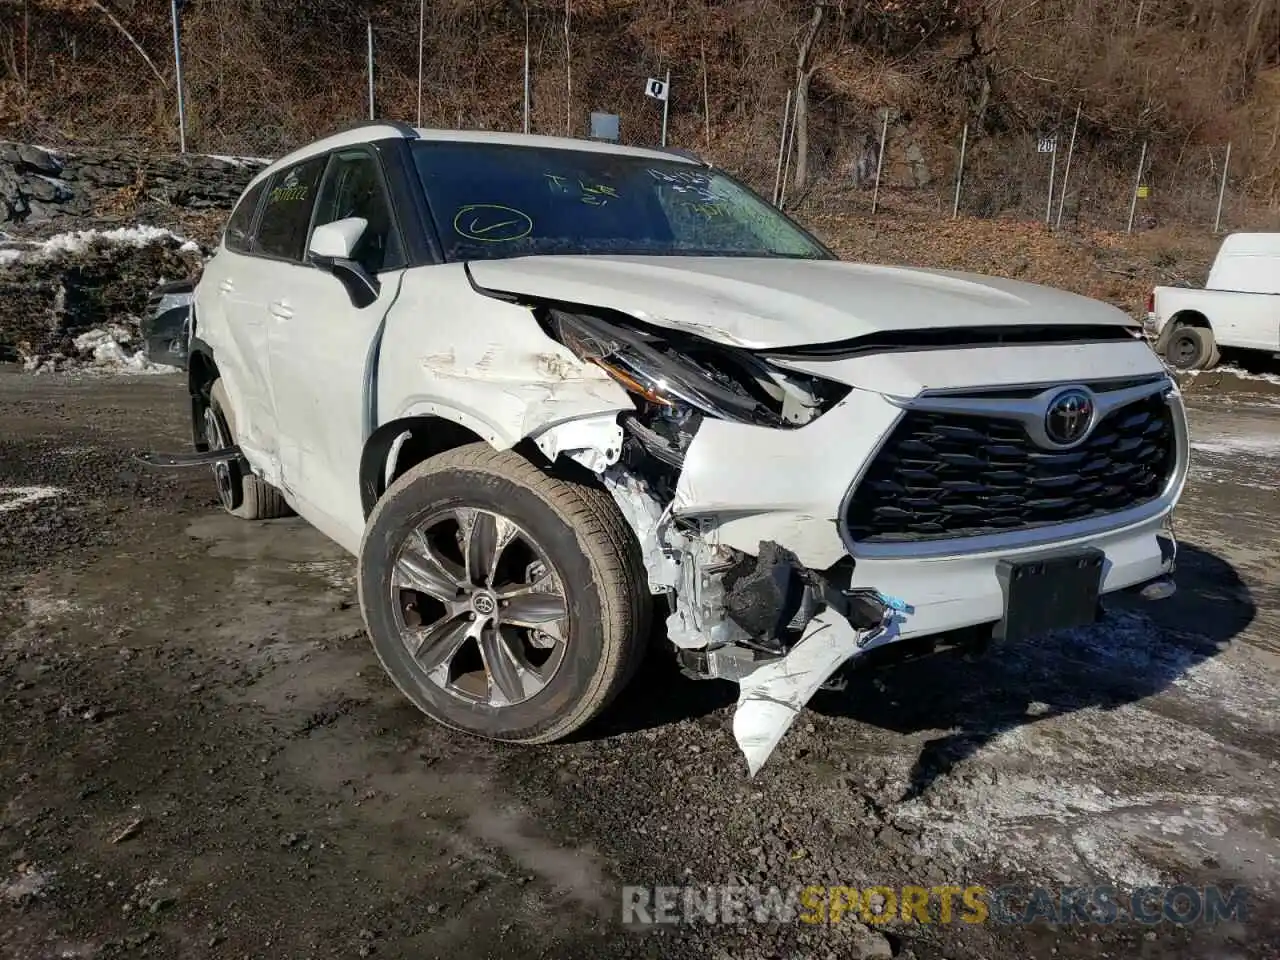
[411,141,833,262]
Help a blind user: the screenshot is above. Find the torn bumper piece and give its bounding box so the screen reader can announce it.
[713,549,903,777]
[668,540,902,776]
[134,444,244,468]
[734,609,877,778]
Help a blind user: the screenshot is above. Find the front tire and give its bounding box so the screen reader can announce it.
[357,443,651,744]
[1163,324,1220,371]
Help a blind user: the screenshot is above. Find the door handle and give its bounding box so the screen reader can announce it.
[269,300,294,320]
[218,279,234,293]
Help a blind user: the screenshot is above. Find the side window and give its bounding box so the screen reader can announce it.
[253,156,328,262]
[224,179,266,253]
[310,149,404,274]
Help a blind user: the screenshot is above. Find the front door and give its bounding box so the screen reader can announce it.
[264,146,409,541]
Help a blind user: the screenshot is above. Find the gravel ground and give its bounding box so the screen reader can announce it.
[1,365,1278,960]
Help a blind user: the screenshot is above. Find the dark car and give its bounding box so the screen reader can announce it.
[141,278,195,368]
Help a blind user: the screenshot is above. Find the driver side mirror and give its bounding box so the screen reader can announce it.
[309,217,379,309]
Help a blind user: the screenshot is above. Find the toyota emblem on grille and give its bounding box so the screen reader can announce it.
[1044,388,1094,446]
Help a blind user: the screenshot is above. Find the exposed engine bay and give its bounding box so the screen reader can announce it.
[526,304,903,773]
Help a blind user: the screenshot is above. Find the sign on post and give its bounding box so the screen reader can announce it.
[646,73,672,147]
[1037,136,1057,154]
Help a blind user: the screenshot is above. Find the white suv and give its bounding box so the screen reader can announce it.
[184,122,1188,774]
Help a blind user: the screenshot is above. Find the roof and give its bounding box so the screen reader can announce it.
[244,121,703,191]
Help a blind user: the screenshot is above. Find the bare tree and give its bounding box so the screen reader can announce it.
[792,1,827,192]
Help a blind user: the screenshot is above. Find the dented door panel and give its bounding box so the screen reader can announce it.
[197,251,284,484]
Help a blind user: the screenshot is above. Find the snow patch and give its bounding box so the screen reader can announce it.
[863,606,1279,889]
[24,325,178,376]
[76,325,175,374]
[0,224,200,266]
[1190,435,1280,458]
[203,153,274,167]
[0,486,64,514]
[1183,364,1280,387]
[2,865,53,903]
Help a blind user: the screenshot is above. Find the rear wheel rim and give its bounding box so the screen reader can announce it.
[204,405,235,510]
[388,507,570,708]
[1170,332,1201,367]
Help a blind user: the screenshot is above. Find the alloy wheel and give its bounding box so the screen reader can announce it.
[389,507,570,707]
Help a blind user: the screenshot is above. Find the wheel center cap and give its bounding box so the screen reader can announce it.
[472,594,496,617]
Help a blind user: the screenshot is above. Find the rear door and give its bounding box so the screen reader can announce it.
[196,177,278,469]
[234,155,331,486]
[264,146,408,538]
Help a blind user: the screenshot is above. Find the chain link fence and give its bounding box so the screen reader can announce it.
[3,0,1277,235]
[1,0,175,151]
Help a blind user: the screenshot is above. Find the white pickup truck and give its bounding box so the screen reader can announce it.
[1146,231,1280,370]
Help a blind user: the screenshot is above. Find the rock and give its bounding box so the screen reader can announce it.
[0,139,264,230]
[17,144,62,176]
[848,925,895,959]
[110,817,146,844]
[24,176,72,204]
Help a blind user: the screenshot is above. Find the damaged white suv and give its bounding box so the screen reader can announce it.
[177,122,1187,774]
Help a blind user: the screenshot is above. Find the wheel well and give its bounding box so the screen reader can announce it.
[1169,310,1211,331]
[187,349,219,449]
[359,416,487,518]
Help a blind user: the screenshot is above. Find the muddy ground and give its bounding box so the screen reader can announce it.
[1,365,1278,960]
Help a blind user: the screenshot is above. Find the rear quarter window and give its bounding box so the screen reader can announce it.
[224,180,267,254]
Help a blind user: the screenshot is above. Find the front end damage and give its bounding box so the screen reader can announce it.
[524,306,909,775]
[478,285,1184,775]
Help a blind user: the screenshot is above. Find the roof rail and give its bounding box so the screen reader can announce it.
[331,119,420,139]
[651,145,708,165]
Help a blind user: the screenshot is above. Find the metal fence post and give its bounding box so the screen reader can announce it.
[772,91,792,206]
[1055,103,1081,229]
[416,0,425,126]
[366,19,375,120]
[871,110,888,215]
[1214,141,1231,234]
[952,122,968,219]
[564,0,571,136]
[773,87,793,208]
[170,0,187,153]
[1045,133,1057,224]
[660,68,670,147]
[1127,140,1147,233]
[701,41,710,149]
[523,3,531,133]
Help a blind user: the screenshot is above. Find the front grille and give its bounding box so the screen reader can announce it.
[846,391,1177,542]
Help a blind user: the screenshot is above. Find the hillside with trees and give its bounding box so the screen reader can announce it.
[3,0,1279,223]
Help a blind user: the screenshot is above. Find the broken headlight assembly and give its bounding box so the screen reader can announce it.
[546,309,851,469]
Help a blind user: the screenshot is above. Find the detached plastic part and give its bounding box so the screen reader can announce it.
[731,584,899,776]
[135,444,243,468]
[732,606,897,777]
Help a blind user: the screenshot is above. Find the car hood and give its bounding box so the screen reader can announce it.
[465,255,1133,350]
